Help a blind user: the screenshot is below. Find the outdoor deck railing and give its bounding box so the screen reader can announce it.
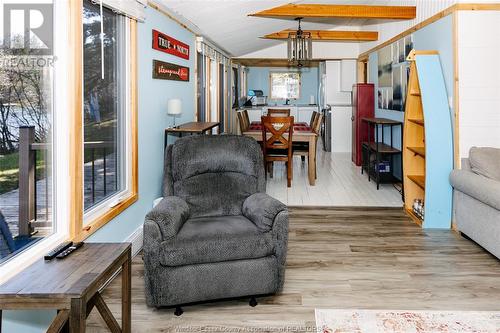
[17,126,114,237]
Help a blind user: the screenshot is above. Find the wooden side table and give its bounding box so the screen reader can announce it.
[0,243,131,333]
[164,121,220,147]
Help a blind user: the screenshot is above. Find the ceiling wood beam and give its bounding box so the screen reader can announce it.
[262,30,378,42]
[232,58,320,68]
[249,4,416,20]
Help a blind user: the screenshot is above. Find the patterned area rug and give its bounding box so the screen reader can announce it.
[315,309,500,333]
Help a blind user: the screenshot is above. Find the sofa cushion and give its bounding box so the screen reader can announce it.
[469,147,500,181]
[159,215,274,267]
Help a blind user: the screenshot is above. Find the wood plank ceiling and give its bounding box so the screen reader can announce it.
[159,1,417,57]
[254,4,415,43]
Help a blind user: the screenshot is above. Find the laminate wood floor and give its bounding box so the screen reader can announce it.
[266,150,403,207]
[86,207,500,332]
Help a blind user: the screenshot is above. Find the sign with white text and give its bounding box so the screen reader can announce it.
[152,29,190,60]
[152,60,189,82]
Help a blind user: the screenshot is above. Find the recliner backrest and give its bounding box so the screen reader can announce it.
[163,135,265,218]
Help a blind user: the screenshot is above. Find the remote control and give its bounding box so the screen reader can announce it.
[56,242,84,259]
[44,241,73,260]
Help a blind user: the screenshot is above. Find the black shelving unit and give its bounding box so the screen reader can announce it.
[360,117,403,191]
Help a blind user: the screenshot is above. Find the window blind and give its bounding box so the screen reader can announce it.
[93,0,146,21]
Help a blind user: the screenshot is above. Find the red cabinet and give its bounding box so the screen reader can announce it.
[352,84,374,166]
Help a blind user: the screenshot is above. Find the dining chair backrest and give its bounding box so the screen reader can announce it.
[242,110,250,126]
[309,111,318,127]
[268,109,291,117]
[237,111,249,132]
[261,116,294,155]
[312,113,323,135]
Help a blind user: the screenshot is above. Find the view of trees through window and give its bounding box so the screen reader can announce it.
[270,72,301,100]
[83,0,125,212]
[0,32,54,262]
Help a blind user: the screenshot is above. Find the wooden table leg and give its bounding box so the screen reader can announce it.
[1,309,2,333]
[47,310,69,333]
[122,249,132,333]
[308,136,316,186]
[70,298,86,333]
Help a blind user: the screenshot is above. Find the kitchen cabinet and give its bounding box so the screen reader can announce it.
[325,61,352,105]
[332,106,353,153]
[298,106,317,124]
[341,60,357,92]
[247,108,263,122]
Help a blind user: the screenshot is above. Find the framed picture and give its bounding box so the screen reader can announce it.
[404,35,414,59]
[392,43,399,64]
[378,89,383,109]
[378,45,392,87]
[398,39,406,63]
[386,88,393,110]
[392,66,403,111]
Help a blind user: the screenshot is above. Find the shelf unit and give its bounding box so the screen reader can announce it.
[361,117,403,192]
[403,50,454,229]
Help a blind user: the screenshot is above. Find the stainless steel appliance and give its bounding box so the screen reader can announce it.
[321,105,332,151]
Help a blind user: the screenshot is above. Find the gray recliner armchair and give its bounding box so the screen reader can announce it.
[143,135,289,314]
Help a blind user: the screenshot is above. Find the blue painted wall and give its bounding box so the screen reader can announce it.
[1,6,196,332]
[247,67,319,105]
[368,14,454,179]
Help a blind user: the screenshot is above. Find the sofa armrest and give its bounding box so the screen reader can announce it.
[144,196,190,240]
[450,170,500,210]
[242,193,287,232]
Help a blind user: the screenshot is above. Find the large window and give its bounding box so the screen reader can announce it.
[83,0,126,212]
[270,72,301,100]
[0,6,55,263]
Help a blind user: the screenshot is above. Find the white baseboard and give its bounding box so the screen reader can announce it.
[99,224,143,292]
[125,224,143,257]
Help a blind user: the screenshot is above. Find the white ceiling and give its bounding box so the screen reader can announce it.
[158,0,412,57]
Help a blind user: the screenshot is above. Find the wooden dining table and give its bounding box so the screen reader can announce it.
[243,126,318,186]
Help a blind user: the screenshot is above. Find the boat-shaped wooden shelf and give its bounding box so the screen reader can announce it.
[403,50,454,229]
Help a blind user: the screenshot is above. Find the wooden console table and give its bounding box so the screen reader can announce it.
[164,121,220,147]
[0,243,131,333]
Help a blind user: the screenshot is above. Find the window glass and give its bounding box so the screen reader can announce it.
[270,72,301,100]
[0,7,54,262]
[83,0,126,211]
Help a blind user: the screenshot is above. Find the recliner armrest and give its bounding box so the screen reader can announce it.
[450,170,500,210]
[144,196,190,240]
[242,193,287,232]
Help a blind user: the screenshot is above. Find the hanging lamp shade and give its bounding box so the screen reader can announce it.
[287,18,312,67]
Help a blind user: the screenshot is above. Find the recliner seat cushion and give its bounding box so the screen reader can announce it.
[159,215,274,267]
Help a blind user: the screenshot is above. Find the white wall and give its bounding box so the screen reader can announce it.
[457,10,500,157]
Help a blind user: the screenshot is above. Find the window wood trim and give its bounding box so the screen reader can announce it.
[69,2,139,242]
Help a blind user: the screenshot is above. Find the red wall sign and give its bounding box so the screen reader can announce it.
[152,29,190,60]
[152,60,190,82]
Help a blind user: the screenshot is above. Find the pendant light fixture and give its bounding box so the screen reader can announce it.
[287,18,312,67]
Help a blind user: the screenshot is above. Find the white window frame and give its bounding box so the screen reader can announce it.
[82,6,133,224]
[0,0,71,283]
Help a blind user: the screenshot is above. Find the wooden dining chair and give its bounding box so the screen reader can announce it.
[293,113,323,179]
[267,109,291,117]
[261,116,294,187]
[309,111,318,127]
[237,111,250,133]
[242,109,250,126]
